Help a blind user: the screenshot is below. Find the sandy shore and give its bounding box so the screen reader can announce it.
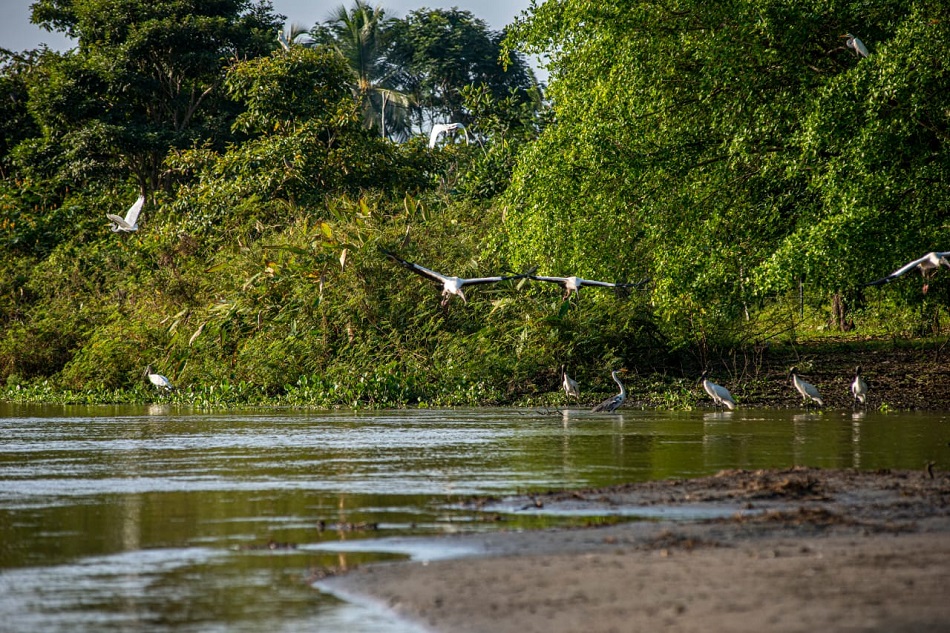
[323,467,950,632]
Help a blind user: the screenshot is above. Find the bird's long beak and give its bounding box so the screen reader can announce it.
[839,34,849,38]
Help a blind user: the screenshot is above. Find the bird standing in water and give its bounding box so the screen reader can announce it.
[145,365,173,391]
[790,367,823,408]
[561,367,580,401]
[700,371,737,410]
[850,366,868,408]
[592,370,626,413]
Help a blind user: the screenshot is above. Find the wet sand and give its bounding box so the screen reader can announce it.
[323,467,950,632]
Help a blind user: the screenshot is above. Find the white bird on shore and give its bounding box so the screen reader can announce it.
[382,249,522,307]
[529,275,643,300]
[701,371,736,410]
[592,370,626,413]
[428,123,469,148]
[850,366,868,407]
[145,365,173,391]
[790,367,823,408]
[840,33,869,57]
[562,366,580,400]
[865,251,950,294]
[107,194,145,232]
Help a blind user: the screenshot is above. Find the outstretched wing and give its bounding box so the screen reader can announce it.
[381,249,449,284]
[460,275,520,287]
[865,254,931,286]
[124,195,145,226]
[577,279,619,288]
[529,275,568,285]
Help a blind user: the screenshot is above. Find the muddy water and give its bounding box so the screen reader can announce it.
[0,404,946,631]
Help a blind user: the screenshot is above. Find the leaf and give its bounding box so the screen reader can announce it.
[189,323,205,346]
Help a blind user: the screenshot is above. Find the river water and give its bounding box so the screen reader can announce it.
[0,403,946,632]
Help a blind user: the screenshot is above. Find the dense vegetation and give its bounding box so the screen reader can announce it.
[0,0,947,407]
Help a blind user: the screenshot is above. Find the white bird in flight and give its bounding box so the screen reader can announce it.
[107,194,145,232]
[700,371,736,410]
[145,365,174,391]
[865,251,950,294]
[561,366,580,400]
[592,369,626,413]
[382,249,522,307]
[850,366,868,407]
[428,123,469,148]
[790,367,823,408]
[840,33,869,57]
[529,275,644,300]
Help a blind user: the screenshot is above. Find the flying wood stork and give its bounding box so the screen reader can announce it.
[700,371,737,410]
[529,275,644,300]
[790,367,823,408]
[107,194,145,232]
[592,370,626,413]
[382,249,522,307]
[865,251,950,294]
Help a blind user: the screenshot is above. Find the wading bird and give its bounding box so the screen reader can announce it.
[840,33,869,57]
[145,365,173,391]
[865,251,950,294]
[850,366,868,408]
[428,123,469,148]
[790,367,823,408]
[529,275,644,300]
[700,371,736,410]
[592,370,626,413]
[107,194,145,232]
[562,366,580,400]
[381,249,521,307]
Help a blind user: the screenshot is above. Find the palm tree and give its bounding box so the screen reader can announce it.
[310,1,411,139]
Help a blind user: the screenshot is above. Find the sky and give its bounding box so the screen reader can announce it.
[0,1,538,54]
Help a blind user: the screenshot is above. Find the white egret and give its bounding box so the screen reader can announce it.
[865,251,950,294]
[382,249,523,307]
[529,275,644,300]
[561,366,580,400]
[790,367,823,408]
[428,123,469,148]
[277,29,291,51]
[700,371,736,410]
[145,365,174,391]
[840,33,869,57]
[592,370,626,413]
[107,194,145,232]
[850,366,868,407]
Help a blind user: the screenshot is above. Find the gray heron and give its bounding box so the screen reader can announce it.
[428,123,469,148]
[790,367,823,408]
[145,365,173,391]
[561,366,580,400]
[529,275,645,300]
[865,251,950,294]
[700,371,736,410]
[107,194,145,232]
[840,33,869,57]
[592,370,626,413]
[382,249,523,307]
[850,366,868,407]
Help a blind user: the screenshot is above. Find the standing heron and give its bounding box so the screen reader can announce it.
[700,371,736,410]
[529,275,644,300]
[107,194,145,232]
[865,251,950,294]
[850,366,868,408]
[840,33,869,57]
[381,249,522,307]
[592,370,626,413]
[428,123,469,148]
[145,365,174,391]
[790,367,823,408]
[561,366,580,401]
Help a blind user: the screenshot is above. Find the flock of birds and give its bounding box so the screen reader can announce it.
[558,364,869,414]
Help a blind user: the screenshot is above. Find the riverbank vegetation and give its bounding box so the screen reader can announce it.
[1,0,948,408]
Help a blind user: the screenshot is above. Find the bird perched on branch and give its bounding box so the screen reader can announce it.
[107,194,145,232]
[790,367,823,408]
[865,251,950,294]
[592,370,627,413]
[700,371,736,410]
[529,275,646,300]
[428,123,469,148]
[840,33,869,57]
[381,249,522,307]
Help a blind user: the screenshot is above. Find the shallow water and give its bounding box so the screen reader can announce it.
[0,403,946,631]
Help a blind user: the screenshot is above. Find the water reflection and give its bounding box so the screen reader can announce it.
[0,404,947,632]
